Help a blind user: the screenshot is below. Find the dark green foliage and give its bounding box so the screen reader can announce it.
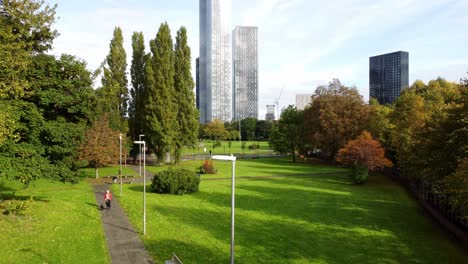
[241,118,257,141]
[351,162,369,184]
[151,169,200,195]
[145,23,177,161]
[255,120,273,141]
[0,54,95,184]
[129,32,146,152]
[174,27,199,164]
[99,27,128,132]
[248,144,259,150]
[269,105,303,162]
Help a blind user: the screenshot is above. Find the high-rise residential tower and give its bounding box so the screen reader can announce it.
[232,26,258,120]
[295,94,312,110]
[199,0,232,123]
[195,57,200,110]
[265,105,275,121]
[369,51,409,104]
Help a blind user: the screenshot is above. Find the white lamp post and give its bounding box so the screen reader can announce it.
[211,155,237,264]
[119,134,122,197]
[134,140,146,235]
[139,134,144,178]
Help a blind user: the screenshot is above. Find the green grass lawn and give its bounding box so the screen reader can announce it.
[181,140,273,156]
[115,158,467,263]
[80,165,137,178]
[146,158,348,179]
[0,179,109,264]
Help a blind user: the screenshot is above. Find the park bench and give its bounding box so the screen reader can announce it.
[165,253,183,264]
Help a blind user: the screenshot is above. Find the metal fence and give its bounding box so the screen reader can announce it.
[383,166,468,243]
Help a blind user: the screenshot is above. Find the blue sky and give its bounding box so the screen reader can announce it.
[49,0,468,118]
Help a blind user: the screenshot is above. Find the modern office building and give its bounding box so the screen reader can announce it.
[295,94,313,110]
[369,51,409,104]
[232,26,258,120]
[265,104,275,121]
[199,0,232,123]
[195,57,200,109]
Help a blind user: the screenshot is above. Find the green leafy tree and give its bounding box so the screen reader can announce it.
[303,79,369,159]
[366,98,394,149]
[144,22,177,161]
[173,27,198,164]
[99,27,128,132]
[204,119,228,140]
[0,0,57,99]
[129,31,146,157]
[241,118,257,141]
[269,105,303,162]
[255,120,273,141]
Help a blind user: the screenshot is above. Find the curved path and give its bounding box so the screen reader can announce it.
[93,184,154,264]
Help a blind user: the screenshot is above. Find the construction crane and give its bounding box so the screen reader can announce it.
[274,86,284,120]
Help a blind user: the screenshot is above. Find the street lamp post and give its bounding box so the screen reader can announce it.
[211,155,237,264]
[119,134,122,197]
[139,134,144,178]
[134,140,146,235]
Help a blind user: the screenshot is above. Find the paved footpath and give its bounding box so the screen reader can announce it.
[94,184,154,264]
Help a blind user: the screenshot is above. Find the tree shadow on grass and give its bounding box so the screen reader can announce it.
[145,239,226,263]
[151,203,415,263]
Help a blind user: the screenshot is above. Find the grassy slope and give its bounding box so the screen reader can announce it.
[146,158,348,179]
[116,159,467,263]
[80,165,137,178]
[0,179,109,264]
[181,140,273,155]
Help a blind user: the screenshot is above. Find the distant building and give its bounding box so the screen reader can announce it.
[196,57,200,109]
[199,0,232,123]
[232,26,258,120]
[369,51,409,104]
[295,94,313,110]
[265,105,275,121]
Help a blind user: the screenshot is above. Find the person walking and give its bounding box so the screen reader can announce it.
[104,190,113,209]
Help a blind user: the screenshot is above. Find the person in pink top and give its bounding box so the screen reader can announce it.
[104,190,112,209]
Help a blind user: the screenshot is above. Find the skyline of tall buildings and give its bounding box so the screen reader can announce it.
[369,51,409,105]
[198,0,232,123]
[232,26,258,121]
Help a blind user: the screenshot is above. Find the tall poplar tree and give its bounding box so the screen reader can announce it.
[129,31,146,146]
[99,26,128,132]
[173,27,198,163]
[144,22,177,161]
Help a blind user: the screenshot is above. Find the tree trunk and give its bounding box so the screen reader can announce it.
[95,166,99,179]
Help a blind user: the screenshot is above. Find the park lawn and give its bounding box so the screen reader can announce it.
[146,158,348,179]
[181,140,273,156]
[80,165,137,178]
[0,179,109,264]
[115,159,467,263]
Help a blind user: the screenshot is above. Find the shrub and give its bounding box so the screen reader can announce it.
[0,194,32,215]
[352,162,369,184]
[199,159,216,174]
[151,169,200,195]
[248,144,259,150]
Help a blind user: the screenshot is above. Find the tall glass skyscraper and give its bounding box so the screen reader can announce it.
[199,0,232,123]
[369,51,409,104]
[232,26,258,121]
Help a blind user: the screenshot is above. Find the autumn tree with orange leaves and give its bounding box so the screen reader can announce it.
[79,115,120,178]
[336,131,392,184]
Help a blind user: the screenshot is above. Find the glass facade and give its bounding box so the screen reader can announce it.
[199,0,232,123]
[232,26,258,121]
[369,51,409,104]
